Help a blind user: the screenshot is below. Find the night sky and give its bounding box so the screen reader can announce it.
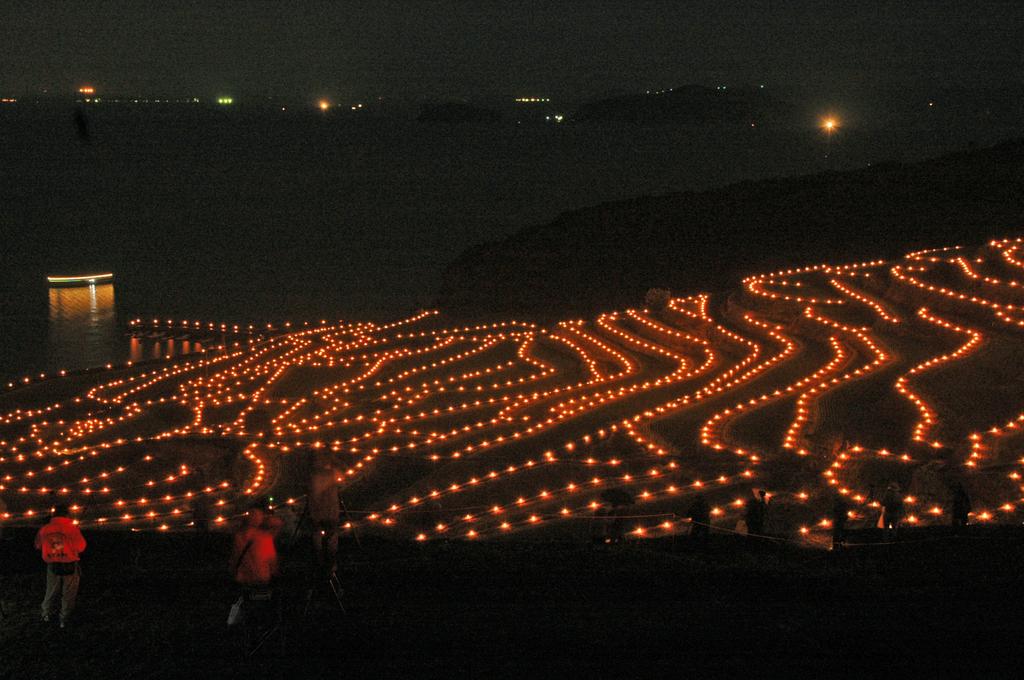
[2,1,1022,101]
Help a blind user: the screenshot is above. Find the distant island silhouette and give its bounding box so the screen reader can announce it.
[418,101,501,124]
[571,84,792,126]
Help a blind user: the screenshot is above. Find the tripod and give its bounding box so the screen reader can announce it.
[241,586,286,657]
[302,563,346,617]
[302,518,347,617]
[289,477,358,618]
[0,532,11,621]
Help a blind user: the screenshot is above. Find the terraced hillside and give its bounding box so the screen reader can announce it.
[3,237,1024,544]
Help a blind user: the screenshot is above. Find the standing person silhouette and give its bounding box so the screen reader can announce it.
[745,489,767,536]
[831,493,850,550]
[309,452,341,576]
[686,494,711,547]
[881,483,904,538]
[35,504,86,629]
[951,482,971,533]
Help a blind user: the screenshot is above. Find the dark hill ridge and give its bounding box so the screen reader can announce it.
[436,139,1024,319]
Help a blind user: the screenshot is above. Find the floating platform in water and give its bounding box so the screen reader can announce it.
[47,272,114,287]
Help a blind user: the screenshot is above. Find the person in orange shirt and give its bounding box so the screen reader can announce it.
[34,504,87,628]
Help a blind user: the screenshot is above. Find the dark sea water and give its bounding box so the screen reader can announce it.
[2,103,1021,380]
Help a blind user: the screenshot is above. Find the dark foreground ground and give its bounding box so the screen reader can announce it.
[2,526,1023,679]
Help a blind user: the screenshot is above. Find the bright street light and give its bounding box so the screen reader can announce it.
[822,117,839,159]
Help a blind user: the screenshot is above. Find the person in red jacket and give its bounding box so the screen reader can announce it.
[34,504,87,628]
[230,507,279,587]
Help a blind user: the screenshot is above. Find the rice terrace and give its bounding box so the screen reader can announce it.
[5,236,1024,543]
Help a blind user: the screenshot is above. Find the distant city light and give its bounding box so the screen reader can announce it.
[350,103,363,111]
[216,97,234,105]
[514,97,550,103]
[318,99,332,111]
[78,86,95,95]
[0,98,16,104]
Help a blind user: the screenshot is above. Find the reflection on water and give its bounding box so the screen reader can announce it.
[46,283,204,374]
[48,283,120,371]
[129,336,202,363]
